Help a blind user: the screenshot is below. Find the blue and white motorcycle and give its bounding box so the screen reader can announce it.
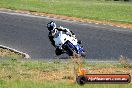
[53,30,86,57]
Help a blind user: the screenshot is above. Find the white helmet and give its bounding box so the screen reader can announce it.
[47,21,57,31]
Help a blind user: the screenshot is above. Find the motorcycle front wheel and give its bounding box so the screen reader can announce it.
[55,48,64,56]
[62,44,73,56]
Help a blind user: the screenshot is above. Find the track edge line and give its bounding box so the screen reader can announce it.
[0,45,30,59]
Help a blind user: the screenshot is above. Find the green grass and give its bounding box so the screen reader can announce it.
[0,59,131,88]
[0,0,132,24]
[0,80,131,88]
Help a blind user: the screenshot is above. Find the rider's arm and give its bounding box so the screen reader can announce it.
[57,27,72,34]
[55,27,66,32]
[56,26,76,37]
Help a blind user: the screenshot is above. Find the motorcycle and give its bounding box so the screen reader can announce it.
[52,29,86,57]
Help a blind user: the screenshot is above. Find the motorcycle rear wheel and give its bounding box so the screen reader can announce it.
[81,52,86,57]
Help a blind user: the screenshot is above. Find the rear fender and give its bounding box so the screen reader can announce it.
[75,44,85,54]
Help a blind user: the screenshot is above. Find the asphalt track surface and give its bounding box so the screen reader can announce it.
[0,11,132,60]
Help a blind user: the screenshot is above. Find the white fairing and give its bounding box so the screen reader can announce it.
[53,31,78,49]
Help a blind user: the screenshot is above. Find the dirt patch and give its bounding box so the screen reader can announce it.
[0,8,132,29]
[33,70,72,81]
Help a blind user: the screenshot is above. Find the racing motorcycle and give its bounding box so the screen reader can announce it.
[52,29,86,57]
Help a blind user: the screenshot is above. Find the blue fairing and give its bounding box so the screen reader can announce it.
[64,41,84,55]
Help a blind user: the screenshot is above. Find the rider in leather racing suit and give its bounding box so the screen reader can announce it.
[47,21,80,56]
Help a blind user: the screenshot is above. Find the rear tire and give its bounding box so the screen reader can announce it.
[81,52,86,57]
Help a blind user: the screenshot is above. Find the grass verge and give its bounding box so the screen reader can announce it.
[0,48,24,59]
[0,0,132,26]
[0,59,131,88]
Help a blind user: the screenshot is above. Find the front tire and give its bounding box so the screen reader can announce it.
[62,44,73,56]
[55,48,63,56]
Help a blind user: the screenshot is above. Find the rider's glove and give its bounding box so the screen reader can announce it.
[72,34,76,38]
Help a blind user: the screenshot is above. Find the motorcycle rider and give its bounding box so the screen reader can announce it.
[47,21,81,56]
